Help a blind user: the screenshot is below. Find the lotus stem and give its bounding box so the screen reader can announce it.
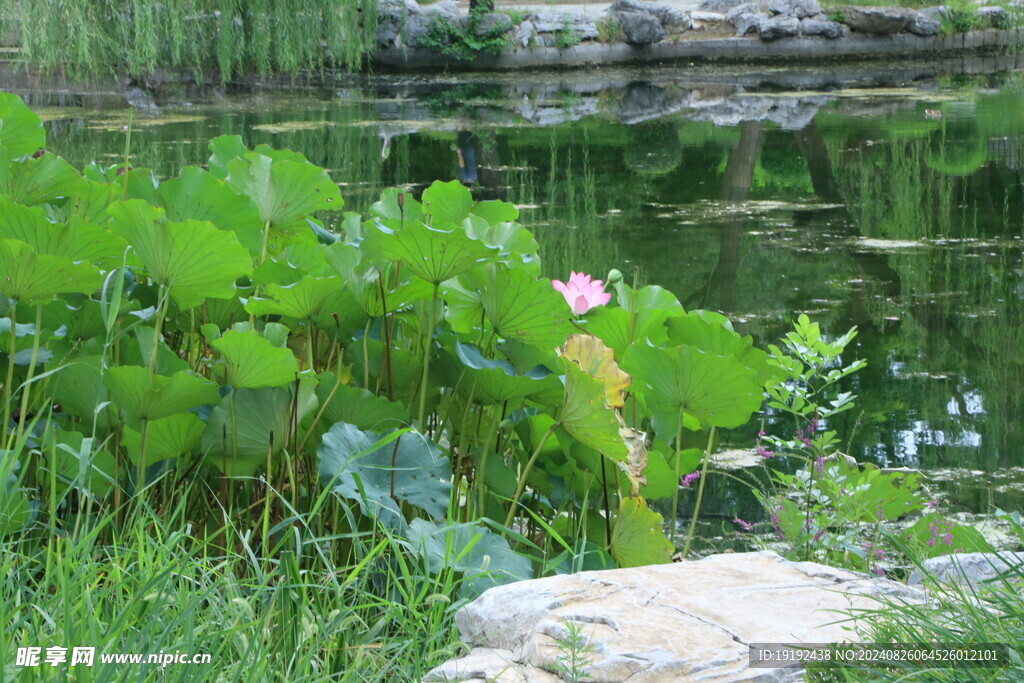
[670,410,684,539]
[476,407,503,517]
[682,425,716,558]
[504,422,558,529]
[416,283,439,429]
[2,301,17,450]
[13,304,44,450]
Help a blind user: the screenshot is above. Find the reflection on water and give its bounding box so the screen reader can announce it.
[18,60,1024,514]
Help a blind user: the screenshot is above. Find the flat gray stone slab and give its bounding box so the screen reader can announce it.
[425,550,924,682]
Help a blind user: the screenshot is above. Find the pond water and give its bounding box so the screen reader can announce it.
[16,57,1024,539]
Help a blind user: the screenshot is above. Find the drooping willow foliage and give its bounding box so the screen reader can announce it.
[7,0,377,81]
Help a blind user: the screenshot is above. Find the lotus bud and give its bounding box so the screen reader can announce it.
[606,268,623,284]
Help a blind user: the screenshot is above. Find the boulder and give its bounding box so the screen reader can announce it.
[977,6,1009,27]
[699,0,748,12]
[726,2,760,21]
[425,551,925,683]
[473,12,513,37]
[611,0,692,29]
[842,6,914,34]
[401,0,465,47]
[907,11,942,35]
[613,10,667,44]
[515,19,537,47]
[920,5,951,22]
[732,11,768,34]
[689,10,726,29]
[376,0,420,47]
[801,17,844,38]
[768,0,822,19]
[908,552,1024,591]
[759,14,800,39]
[527,10,601,40]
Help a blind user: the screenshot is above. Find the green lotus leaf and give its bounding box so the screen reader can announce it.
[122,326,189,376]
[207,135,251,179]
[623,344,762,432]
[344,338,423,399]
[625,449,677,500]
[157,166,263,253]
[610,497,674,568]
[325,243,432,317]
[614,281,684,316]
[49,356,112,429]
[314,371,409,432]
[405,518,533,596]
[0,239,100,303]
[104,366,220,424]
[225,153,342,226]
[0,197,125,266]
[107,200,251,309]
[245,275,342,320]
[123,412,205,466]
[369,218,498,286]
[666,311,784,386]
[0,488,31,537]
[43,430,116,498]
[584,306,668,360]
[447,265,574,351]
[371,187,424,223]
[422,179,473,226]
[0,92,45,159]
[559,361,627,461]
[64,180,119,224]
[462,215,539,274]
[451,341,561,404]
[5,152,86,206]
[210,329,299,388]
[470,199,519,225]
[318,422,450,530]
[201,386,303,476]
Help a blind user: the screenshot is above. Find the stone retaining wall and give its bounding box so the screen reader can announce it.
[375,26,1023,70]
[375,0,1022,70]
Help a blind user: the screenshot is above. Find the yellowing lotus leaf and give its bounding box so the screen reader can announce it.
[557,334,630,408]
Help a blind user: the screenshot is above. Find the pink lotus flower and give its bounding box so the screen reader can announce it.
[551,271,611,315]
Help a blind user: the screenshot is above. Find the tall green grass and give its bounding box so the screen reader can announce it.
[8,0,377,82]
[2,459,469,681]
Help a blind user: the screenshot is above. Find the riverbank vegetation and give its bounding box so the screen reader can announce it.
[1,0,377,81]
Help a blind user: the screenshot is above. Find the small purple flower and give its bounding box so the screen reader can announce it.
[758,430,766,437]
[813,529,825,542]
[756,444,775,459]
[734,518,754,532]
[814,457,825,472]
[926,499,937,510]
[681,471,701,488]
[872,565,886,577]
[942,533,953,546]
[876,505,885,521]
[926,537,936,547]
[809,418,819,435]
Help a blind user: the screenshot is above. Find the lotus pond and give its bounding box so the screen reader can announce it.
[5,58,1024,678]
[21,64,1024,527]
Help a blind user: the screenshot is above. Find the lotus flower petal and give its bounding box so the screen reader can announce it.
[552,270,611,315]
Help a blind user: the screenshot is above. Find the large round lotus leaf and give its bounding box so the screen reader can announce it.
[245,275,342,320]
[5,153,85,206]
[623,344,762,432]
[43,429,117,498]
[0,239,100,303]
[558,334,630,409]
[0,92,45,159]
[404,518,532,597]
[0,488,31,537]
[422,179,474,226]
[104,366,220,424]
[450,342,561,405]
[123,412,205,466]
[225,153,343,226]
[584,305,669,360]
[107,200,251,309]
[0,197,125,266]
[314,372,409,433]
[318,423,450,531]
[666,311,784,387]
[371,187,424,223]
[368,218,498,286]
[610,497,674,568]
[156,167,263,253]
[558,362,627,461]
[210,329,299,389]
[201,385,314,476]
[49,355,112,429]
[462,214,538,274]
[446,265,574,350]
